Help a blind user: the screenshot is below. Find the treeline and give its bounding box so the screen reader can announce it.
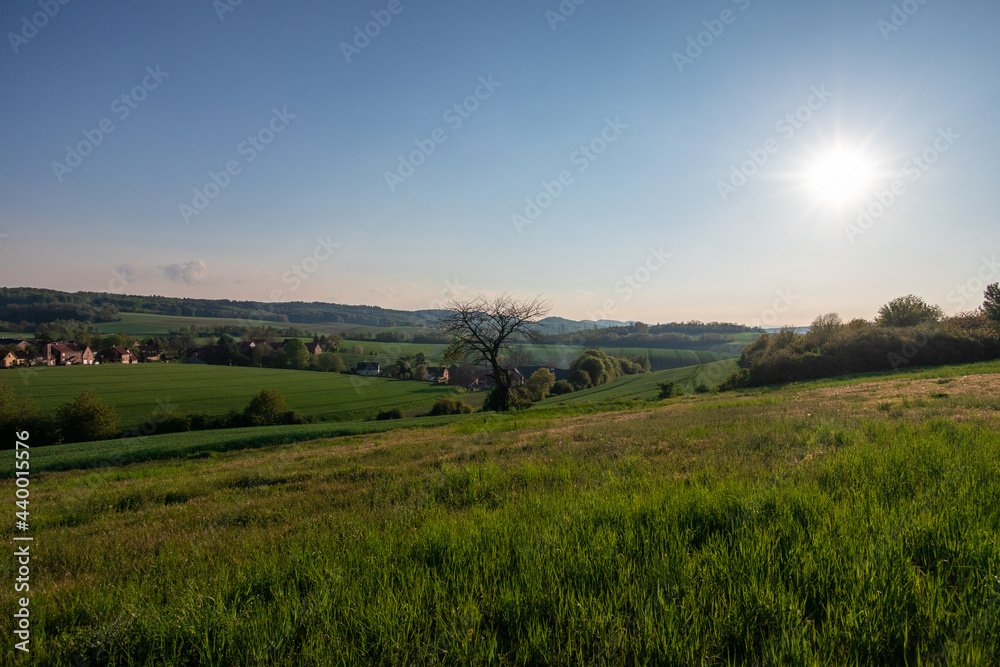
[0,288,119,330]
[539,321,747,349]
[0,287,437,329]
[721,294,1000,389]
[507,349,652,407]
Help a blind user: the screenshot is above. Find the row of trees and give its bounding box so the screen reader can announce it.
[0,287,437,329]
[722,292,1000,389]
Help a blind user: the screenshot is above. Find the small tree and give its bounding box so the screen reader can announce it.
[285,339,310,370]
[428,397,474,416]
[875,295,944,327]
[525,368,556,401]
[243,389,291,427]
[657,381,680,399]
[984,283,1000,332]
[412,364,428,381]
[568,369,592,389]
[551,380,575,395]
[58,390,119,443]
[442,294,549,412]
[314,352,345,372]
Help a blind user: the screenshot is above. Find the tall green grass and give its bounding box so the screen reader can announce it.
[2,363,999,664]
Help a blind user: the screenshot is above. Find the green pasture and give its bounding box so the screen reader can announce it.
[3,364,461,428]
[2,361,998,664]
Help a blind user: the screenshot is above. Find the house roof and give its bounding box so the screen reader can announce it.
[50,342,82,354]
[356,362,380,371]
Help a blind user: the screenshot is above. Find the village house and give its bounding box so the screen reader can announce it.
[356,362,380,377]
[139,347,161,362]
[425,366,450,383]
[0,338,30,352]
[106,346,138,364]
[308,342,323,355]
[46,342,95,366]
[2,351,27,369]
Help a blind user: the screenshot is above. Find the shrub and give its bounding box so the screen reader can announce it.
[58,390,120,443]
[568,369,592,389]
[658,381,680,399]
[722,317,1000,389]
[376,408,403,420]
[524,368,556,401]
[243,389,293,427]
[551,380,575,395]
[429,397,474,416]
[694,382,712,394]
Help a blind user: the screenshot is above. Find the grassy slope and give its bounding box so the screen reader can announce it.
[4,364,462,427]
[2,360,998,664]
[539,359,739,405]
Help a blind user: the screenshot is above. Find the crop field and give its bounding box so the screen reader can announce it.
[2,364,464,427]
[539,359,739,405]
[2,360,998,664]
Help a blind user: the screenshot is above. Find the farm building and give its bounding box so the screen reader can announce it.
[2,351,27,368]
[425,367,450,382]
[46,342,95,366]
[356,362,380,376]
[106,346,139,364]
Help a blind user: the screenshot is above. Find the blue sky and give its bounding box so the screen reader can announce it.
[0,0,997,325]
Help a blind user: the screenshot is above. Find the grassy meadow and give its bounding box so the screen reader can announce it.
[3,364,467,428]
[2,361,999,664]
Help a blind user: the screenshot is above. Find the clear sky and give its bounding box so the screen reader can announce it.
[1,0,997,326]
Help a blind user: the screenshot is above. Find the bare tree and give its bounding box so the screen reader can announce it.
[441,294,550,411]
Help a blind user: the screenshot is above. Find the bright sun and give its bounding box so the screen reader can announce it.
[804,149,874,205]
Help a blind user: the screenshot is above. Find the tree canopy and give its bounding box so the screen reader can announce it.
[875,295,944,327]
[442,294,549,412]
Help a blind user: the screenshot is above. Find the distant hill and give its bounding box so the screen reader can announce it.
[0,286,752,337]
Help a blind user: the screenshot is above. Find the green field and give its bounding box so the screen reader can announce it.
[3,361,998,664]
[31,313,746,370]
[539,359,739,404]
[3,364,466,427]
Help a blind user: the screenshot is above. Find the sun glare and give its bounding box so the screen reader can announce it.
[804,149,875,206]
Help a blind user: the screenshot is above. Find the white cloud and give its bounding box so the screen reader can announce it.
[162,260,210,286]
